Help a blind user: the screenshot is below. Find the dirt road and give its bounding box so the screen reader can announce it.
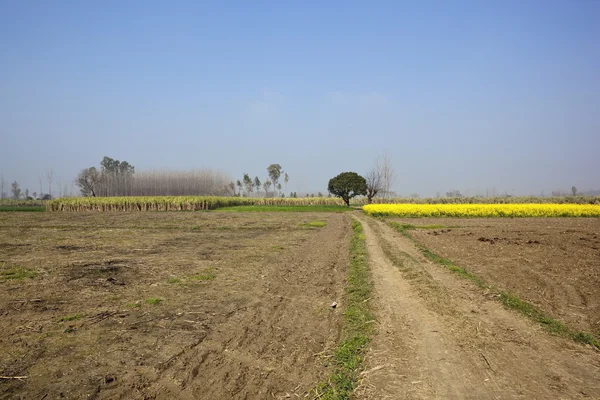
[354,214,600,399]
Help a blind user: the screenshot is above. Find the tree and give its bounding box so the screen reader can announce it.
[365,162,383,204]
[327,172,367,206]
[0,174,5,199]
[226,181,236,196]
[76,167,102,197]
[236,180,243,196]
[11,181,22,199]
[263,179,272,196]
[25,189,29,199]
[99,157,135,196]
[446,190,462,197]
[572,186,577,196]
[254,177,261,196]
[47,169,53,198]
[243,173,253,196]
[267,164,283,196]
[379,152,396,198]
[284,172,289,194]
[276,183,282,197]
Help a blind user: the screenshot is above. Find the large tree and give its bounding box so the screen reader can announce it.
[365,162,383,204]
[267,164,283,196]
[328,172,367,207]
[76,167,102,197]
[99,156,135,196]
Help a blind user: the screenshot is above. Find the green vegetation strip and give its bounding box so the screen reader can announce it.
[387,221,600,349]
[313,219,373,399]
[0,206,45,212]
[215,205,352,212]
[1,265,37,280]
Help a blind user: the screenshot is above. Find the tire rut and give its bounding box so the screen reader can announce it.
[354,213,600,400]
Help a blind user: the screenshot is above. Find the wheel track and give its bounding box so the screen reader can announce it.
[354,213,600,400]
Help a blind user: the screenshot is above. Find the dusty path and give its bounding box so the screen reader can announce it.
[354,213,600,400]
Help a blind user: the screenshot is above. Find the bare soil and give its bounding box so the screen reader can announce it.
[354,214,600,399]
[0,212,351,399]
[400,218,600,337]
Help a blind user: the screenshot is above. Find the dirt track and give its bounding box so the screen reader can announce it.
[405,217,600,336]
[354,214,600,399]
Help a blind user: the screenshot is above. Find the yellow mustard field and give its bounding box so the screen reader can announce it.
[362,203,600,218]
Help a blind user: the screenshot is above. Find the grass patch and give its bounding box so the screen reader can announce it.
[190,268,216,281]
[388,222,415,239]
[272,245,284,250]
[127,302,142,308]
[1,265,37,280]
[167,277,181,284]
[59,314,83,322]
[301,221,327,228]
[388,222,458,231]
[386,220,600,349]
[145,297,163,305]
[312,219,373,399]
[215,205,351,213]
[0,206,45,212]
[419,224,456,229]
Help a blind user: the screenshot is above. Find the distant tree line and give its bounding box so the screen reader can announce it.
[77,157,231,197]
[228,164,290,198]
[0,173,53,200]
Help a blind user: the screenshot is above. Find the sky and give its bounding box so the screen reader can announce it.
[1,0,599,197]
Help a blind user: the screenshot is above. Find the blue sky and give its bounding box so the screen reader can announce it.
[1,0,599,196]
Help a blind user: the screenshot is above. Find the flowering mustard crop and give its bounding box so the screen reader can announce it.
[362,203,600,218]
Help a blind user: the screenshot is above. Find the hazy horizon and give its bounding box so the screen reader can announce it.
[1,1,599,198]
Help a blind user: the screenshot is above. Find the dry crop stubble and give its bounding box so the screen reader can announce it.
[0,211,352,399]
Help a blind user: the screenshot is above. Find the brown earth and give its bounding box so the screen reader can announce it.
[0,212,351,399]
[398,217,600,337]
[354,214,600,399]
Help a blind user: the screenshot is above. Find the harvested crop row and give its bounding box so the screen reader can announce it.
[47,196,345,211]
[362,203,600,218]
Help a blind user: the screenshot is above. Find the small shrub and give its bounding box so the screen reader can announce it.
[59,314,83,322]
[145,297,163,305]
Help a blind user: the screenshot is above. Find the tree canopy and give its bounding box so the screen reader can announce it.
[267,164,283,196]
[327,172,367,206]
